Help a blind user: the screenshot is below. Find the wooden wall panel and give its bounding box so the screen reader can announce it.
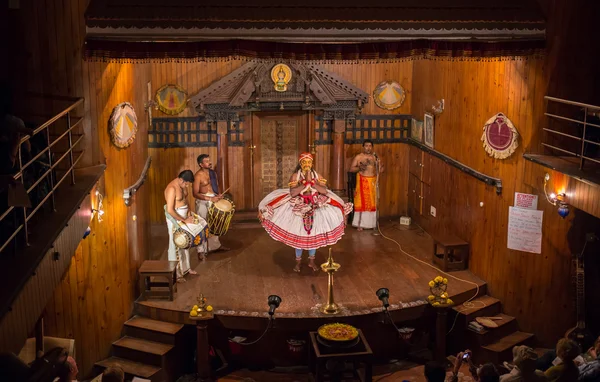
[147,61,412,221]
[43,62,152,376]
[0,195,91,354]
[410,53,600,346]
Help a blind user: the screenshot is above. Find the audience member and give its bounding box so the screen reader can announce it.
[578,336,600,381]
[56,355,79,382]
[101,366,125,382]
[450,350,500,382]
[424,361,446,381]
[545,338,580,382]
[500,345,547,381]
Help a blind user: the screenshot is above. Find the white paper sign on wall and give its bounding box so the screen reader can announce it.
[507,206,543,254]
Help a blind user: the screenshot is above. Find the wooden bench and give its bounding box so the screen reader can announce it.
[432,234,469,272]
[139,260,178,301]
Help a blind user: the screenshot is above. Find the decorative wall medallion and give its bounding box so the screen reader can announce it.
[411,118,423,143]
[155,84,188,115]
[271,63,292,92]
[109,102,137,149]
[481,113,519,159]
[373,81,406,110]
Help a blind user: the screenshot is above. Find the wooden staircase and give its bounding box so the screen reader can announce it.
[95,316,186,382]
[452,295,534,365]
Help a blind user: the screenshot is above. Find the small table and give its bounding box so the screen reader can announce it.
[309,330,373,382]
[432,235,469,272]
[139,260,178,301]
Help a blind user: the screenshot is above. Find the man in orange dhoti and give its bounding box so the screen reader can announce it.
[350,140,384,230]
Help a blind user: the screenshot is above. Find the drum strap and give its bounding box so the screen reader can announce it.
[209,169,219,194]
[164,204,180,226]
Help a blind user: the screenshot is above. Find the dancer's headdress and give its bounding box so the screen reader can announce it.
[298,152,313,163]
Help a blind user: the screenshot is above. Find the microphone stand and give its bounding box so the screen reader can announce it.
[372,155,381,236]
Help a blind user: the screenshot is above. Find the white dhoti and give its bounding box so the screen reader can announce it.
[166,205,191,278]
[195,196,221,253]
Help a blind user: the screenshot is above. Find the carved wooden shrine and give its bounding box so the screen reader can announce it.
[189,61,369,194]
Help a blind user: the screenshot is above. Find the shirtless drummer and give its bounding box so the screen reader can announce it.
[192,154,230,255]
[164,170,198,280]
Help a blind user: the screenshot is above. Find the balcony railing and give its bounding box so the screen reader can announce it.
[0,97,85,254]
[543,96,600,170]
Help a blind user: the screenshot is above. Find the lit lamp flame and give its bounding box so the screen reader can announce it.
[91,190,104,222]
[544,173,570,218]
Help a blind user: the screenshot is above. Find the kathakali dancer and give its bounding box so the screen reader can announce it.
[349,140,384,230]
[258,153,353,272]
[164,170,198,281]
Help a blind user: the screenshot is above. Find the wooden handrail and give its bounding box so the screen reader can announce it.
[408,140,503,195]
[123,156,152,206]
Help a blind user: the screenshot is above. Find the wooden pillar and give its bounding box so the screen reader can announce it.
[330,119,346,194]
[216,121,229,193]
[435,308,448,363]
[191,313,214,381]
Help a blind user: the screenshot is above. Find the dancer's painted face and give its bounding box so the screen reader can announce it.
[300,158,313,172]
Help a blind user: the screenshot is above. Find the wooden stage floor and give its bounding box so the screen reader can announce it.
[139,220,484,324]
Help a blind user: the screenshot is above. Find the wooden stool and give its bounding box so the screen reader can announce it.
[432,235,469,272]
[139,260,178,301]
[309,330,373,382]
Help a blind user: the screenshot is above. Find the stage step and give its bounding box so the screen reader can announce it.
[467,313,518,346]
[95,356,163,382]
[124,316,183,345]
[481,331,535,364]
[113,336,174,367]
[453,295,501,325]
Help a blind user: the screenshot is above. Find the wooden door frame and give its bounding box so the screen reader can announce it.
[249,111,311,209]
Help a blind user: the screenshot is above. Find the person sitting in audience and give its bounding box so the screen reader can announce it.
[450,350,500,382]
[500,345,547,381]
[545,338,580,381]
[101,366,125,382]
[579,336,600,381]
[424,361,446,381]
[56,355,79,382]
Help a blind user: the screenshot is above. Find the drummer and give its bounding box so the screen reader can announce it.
[165,170,198,281]
[193,154,230,255]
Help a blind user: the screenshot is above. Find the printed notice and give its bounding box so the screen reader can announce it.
[507,206,543,254]
[514,192,538,210]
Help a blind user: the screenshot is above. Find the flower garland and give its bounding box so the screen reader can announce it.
[427,276,454,307]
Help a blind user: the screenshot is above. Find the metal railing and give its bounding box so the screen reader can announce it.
[0,97,85,253]
[544,96,600,169]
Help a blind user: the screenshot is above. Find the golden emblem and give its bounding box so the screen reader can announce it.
[271,64,292,92]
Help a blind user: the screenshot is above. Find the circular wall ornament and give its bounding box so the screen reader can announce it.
[108,102,138,149]
[373,81,406,110]
[481,112,519,159]
[271,63,292,92]
[155,84,188,115]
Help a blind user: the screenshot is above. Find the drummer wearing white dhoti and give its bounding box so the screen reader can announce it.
[193,154,230,254]
[164,170,197,281]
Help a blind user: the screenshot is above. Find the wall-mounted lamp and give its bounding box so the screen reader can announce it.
[544,173,569,218]
[91,190,104,222]
[432,99,445,116]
